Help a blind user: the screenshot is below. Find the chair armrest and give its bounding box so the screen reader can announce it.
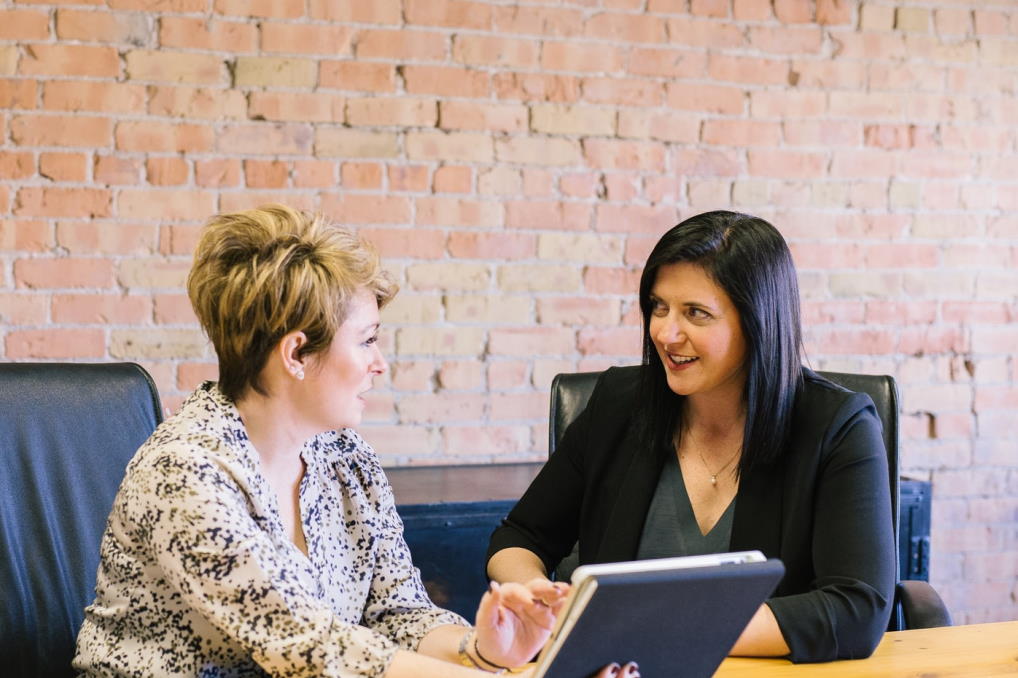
[897,580,953,629]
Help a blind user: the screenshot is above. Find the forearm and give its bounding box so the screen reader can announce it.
[729,603,791,657]
[486,547,549,584]
[396,624,513,678]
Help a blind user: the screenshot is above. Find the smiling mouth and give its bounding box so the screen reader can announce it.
[666,353,698,366]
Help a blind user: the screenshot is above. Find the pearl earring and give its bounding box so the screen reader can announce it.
[294,368,305,380]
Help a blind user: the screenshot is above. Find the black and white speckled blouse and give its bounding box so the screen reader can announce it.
[73,381,467,677]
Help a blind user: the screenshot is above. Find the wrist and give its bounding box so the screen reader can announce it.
[458,629,505,674]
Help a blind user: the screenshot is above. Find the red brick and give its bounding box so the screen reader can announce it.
[0,292,48,324]
[195,159,241,188]
[56,9,147,43]
[143,157,187,186]
[943,302,1010,324]
[539,297,621,325]
[595,204,677,233]
[748,149,826,179]
[309,0,401,23]
[159,16,257,51]
[216,123,312,155]
[493,72,580,103]
[218,192,314,214]
[249,91,343,123]
[39,152,87,182]
[52,293,150,323]
[20,44,119,77]
[398,393,485,424]
[443,425,532,457]
[493,5,583,37]
[6,329,105,359]
[689,0,728,17]
[585,12,665,42]
[117,189,215,221]
[360,227,445,259]
[213,0,304,18]
[153,294,196,324]
[388,165,429,192]
[709,55,790,85]
[751,90,825,118]
[159,224,203,256]
[490,328,575,356]
[448,232,536,259]
[116,121,213,153]
[0,219,51,252]
[243,160,288,189]
[0,151,34,179]
[341,162,382,189]
[15,187,111,218]
[319,61,397,92]
[505,201,591,232]
[667,82,743,114]
[674,148,741,176]
[11,114,111,148]
[628,48,706,78]
[56,220,155,255]
[357,30,447,61]
[490,393,547,421]
[320,194,411,225]
[347,97,437,127]
[583,76,663,106]
[440,101,527,132]
[750,25,823,54]
[405,0,492,29]
[702,120,782,147]
[177,362,219,391]
[667,16,745,48]
[583,139,665,171]
[94,155,142,185]
[0,79,36,109]
[817,0,852,25]
[15,257,114,289]
[260,22,354,55]
[108,0,204,10]
[0,9,50,40]
[415,197,501,227]
[125,49,224,85]
[433,166,472,193]
[148,86,247,120]
[790,60,866,89]
[577,327,641,356]
[452,35,540,68]
[733,0,771,20]
[44,81,145,114]
[604,174,639,201]
[293,160,335,188]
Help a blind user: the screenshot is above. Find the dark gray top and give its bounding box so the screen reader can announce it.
[636,456,735,559]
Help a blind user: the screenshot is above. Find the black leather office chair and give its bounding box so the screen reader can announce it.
[0,363,163,677]
[548,369,952,631]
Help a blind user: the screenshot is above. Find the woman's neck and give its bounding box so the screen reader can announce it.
[234,387,309,473]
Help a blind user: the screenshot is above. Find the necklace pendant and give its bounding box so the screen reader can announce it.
[710,474,717,486]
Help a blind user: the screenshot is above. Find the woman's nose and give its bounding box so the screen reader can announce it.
[371,346,388,375]
[656,318,686,345]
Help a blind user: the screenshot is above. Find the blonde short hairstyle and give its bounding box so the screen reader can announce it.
[187,204,397,401]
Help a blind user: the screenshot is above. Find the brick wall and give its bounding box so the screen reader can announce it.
[1,0,1016,624]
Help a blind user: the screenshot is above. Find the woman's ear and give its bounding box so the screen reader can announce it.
[278,331,308,381]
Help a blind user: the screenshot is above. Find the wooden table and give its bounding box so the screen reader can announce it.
[714,621,1018,677]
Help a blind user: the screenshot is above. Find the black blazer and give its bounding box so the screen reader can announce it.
[488,366,896,662]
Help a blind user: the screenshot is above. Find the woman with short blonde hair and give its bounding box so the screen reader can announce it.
[74,204,630,678]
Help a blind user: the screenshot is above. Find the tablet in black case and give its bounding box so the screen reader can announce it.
[533,553,785,678]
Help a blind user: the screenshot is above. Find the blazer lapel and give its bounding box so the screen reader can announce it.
[595,426,667,563]
[730,461,783,557]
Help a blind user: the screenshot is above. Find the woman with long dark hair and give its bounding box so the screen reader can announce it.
[487,210,896,663]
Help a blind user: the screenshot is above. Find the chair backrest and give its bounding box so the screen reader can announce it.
[0,362,163,678]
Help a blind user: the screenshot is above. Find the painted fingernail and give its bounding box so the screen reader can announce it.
[608,663,621,677]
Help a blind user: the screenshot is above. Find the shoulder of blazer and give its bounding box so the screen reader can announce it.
[792,369,878,450]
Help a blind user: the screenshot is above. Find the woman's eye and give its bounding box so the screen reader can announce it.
[688,307,711,320]
[651,301,668,316]
[363,335,378,346]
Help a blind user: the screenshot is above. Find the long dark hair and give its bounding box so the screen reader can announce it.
[637,210,803,475]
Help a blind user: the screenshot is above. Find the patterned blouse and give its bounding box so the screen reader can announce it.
[73,382,467,677]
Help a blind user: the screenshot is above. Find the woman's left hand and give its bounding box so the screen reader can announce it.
[473,578,570,669]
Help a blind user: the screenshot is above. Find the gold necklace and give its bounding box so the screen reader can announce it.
[696,447,740,487]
